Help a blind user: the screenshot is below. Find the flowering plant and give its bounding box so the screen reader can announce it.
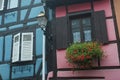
[66,42,103,69]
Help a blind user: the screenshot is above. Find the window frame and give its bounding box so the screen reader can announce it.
[12,32,34,63]
[53,10,108,49]
[69,12,93,43]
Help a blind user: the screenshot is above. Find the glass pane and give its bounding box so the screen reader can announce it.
[7,0,18,9]
[84,30,92,41]
[0,0,2,8]
[82,17,91,26]
[0,0,4,10]
[71,19,80,29]
[71,19,81,43]
[73,32,81,43]
[82,17,92,41]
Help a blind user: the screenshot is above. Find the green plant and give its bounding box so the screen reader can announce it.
[66,42,103,69]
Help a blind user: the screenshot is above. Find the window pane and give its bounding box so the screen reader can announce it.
[7,0,18,9]
[82,17,91,26]
[0,0,2,8]
[84,30,92,41]
[73,32,81,43]
[82,17,92,41]
[71,19,81,42]
[0,0,4,10]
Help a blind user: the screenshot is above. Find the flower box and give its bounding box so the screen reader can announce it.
[66,42,103,69]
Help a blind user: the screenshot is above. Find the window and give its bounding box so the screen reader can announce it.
[0,0,4,10]
[53,10,108,49]
[70,14,92,43]
[7,0,18,9]
[12,32,33,62]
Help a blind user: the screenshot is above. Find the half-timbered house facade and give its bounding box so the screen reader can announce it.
[46,0,120,80]
[0,0,46,80]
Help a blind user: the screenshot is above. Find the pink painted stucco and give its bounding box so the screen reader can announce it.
[56,6,66,18]
[94,0,112,17]
[106,19,117,41]
[68,3,91,13]
[57,50,71,68]
[101,43,119,66]
[56,0,112,17]
[57,69,120,80]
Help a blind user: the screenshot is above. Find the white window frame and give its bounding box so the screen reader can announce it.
[0,0,4,10]
[12,32,33,63]
[7,0,18,9]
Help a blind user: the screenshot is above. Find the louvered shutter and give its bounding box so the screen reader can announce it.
[93,10,108,44]
[12,33,20,62]
[21,32,33,61]
[52,16,68,49]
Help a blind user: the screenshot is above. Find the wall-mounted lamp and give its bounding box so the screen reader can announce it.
[37,11,47,80]
[37,11,47,32]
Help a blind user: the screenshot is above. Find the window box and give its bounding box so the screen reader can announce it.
[66,42,103,69]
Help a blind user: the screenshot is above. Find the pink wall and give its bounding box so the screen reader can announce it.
[101,43,119,66]
[106,19,116,41]
[56,0,112,17]
[68,3,91,13]
[55,0,118,68]
[49,0,120,80]
[56,6,66,17]
[94,0,112,17]
[56,6,66,18]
